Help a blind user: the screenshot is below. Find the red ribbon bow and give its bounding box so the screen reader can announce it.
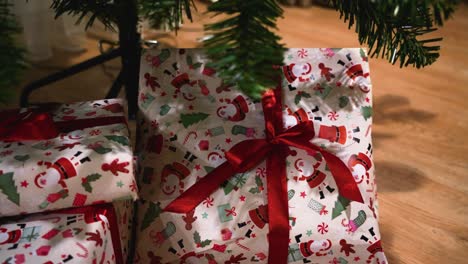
[165,85,364,263]
[0,110,59,141]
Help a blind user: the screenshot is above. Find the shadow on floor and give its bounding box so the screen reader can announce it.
[375,161,426,192]
[373,94,436,124]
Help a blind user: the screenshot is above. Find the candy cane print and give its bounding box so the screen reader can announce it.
[183,131,198,145]
[365,124,372,137]
[76,242,89,258]
[235,238,250,251]
[99,251,106,264]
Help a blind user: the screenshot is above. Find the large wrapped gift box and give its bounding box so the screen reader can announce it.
[135,48,387,263]
[0,99,138,217]
[0,200,134,263]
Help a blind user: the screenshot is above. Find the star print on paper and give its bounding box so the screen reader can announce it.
[195,165,201,171]
[300,192,307,198]
[202,212,208,219]
[225,138,232,144]
[116,181,124,188]
[239,195,246,202]
[306,230,312,236]
[20,180,28,188]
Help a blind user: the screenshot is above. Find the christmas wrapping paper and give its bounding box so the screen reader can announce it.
[0,200,134,264]
[0,99,138,217]
[135,48,387,263]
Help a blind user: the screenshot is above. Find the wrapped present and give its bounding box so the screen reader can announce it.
[135,48,387,263]
[0,200,134,263]
[0,99,138,217]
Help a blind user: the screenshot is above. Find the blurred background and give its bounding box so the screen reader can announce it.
[3,0,468,263]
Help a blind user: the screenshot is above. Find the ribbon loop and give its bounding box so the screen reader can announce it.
[0,110,59,141]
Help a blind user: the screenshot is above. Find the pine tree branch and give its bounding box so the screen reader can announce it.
[0,0,27,103]
[51,0,196,32]
[204,0,285,99]
[51,0,118,30]
[330,0,460,68]
[139,0,196,31]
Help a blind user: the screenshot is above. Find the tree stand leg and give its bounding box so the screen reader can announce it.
[116,0,140,119]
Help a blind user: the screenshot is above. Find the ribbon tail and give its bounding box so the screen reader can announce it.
[266,146,289,264]
[164,161,237,213]
[320,150,364,203]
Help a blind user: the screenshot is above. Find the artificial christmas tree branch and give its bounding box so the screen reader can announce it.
[0,0,26,103]
[204,0,285,99]
[139,0,196,30]
[203,0,460,97]
[4,0,460,104]
[329,0,460,68]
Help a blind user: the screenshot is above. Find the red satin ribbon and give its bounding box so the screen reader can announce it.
[164,85,364,263]
[0,109,127,141]
[0,110,59,141]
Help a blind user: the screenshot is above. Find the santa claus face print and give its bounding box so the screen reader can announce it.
[208,152,224,167]
[0,228,21,245]
[295,158,314,177]
[217,104,236,120]
[308,239,332,253]
[36,169,61,188]
[284,114,299,128]
[292,63,312,78]
[0,232,8,244]
[351,163,367,182]
[161,172,180,196]
[179,84,196,101]
[349,75,371,93]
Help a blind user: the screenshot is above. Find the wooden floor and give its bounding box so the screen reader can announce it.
[10,2,468,263]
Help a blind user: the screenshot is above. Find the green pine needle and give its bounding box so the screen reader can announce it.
[1,0,461,103]
[139,0,196,31]
[204,0,286,99]
[330,0,460,68]
[51,0,118,30]
[0,0,27,104]
[51,0,196,31]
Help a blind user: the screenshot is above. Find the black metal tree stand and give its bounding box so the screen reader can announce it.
[20,0,140,119]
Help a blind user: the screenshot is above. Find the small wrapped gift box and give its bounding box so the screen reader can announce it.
[0,200,134,263]
[134,48,386,263]
[0,99,138,217]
